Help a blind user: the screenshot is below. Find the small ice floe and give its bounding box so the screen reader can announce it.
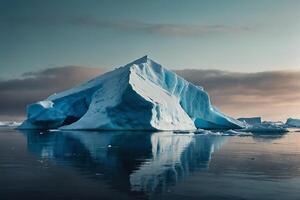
[196,130,228,136]
[0,121,22,127]
[224,129,253,136]
[48,129,60,132]
[241,122,288,134]
[237,117,261,125]
[194,129,252,136]
[285,118,300,128]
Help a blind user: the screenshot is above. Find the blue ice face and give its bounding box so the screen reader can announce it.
[19,56,243,130]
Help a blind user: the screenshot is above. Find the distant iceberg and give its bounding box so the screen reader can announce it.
[19,56,243,130]
[285,118,300,128]
[236,117,288,134]
[238,117,261,125]
[0,121,21,127]
[242,121,288,134]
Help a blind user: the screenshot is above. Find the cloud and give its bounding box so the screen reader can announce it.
[70,18,255,37]
[0,66,299,121]
[0,16,256,37]
[0,66,103,119]
[176,69,300,121]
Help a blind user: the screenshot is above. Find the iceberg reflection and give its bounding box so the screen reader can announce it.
[19,130,227,193]
[130,133,226,192]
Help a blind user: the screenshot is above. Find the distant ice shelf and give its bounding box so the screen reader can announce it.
[238,117,261,125]
[19,56,244,131]
[239,121,287,133]
[286,118,300,128]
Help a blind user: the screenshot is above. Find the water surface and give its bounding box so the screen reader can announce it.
[1,128,300,200]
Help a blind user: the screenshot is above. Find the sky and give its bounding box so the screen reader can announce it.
[1,0,300,78]
[0,0,299,121]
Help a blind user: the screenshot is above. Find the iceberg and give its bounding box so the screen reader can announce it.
[19,56,243,130]
[238,117,261,125]
[237,117,288,134]
[0,121,21,127]
[285,118,300,128]
[241,121,288,134]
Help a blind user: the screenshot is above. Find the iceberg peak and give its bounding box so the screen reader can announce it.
[126,55,149,66]
[19,56,244,130]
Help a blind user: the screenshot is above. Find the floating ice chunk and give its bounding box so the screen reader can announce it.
[0,121,21,127]
[225,129,253,136]
[241,122,288,134]
[238,117,261,125]
[285,118,300,128]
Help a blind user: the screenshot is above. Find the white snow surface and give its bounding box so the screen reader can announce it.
[19,56,243,130]
[286,118,300,128]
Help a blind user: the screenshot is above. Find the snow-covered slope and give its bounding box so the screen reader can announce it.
[19,56,243,130]
[286,118,300,128]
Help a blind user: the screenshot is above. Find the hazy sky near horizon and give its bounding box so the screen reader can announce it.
[0,0,299,121]
[1,0,300,79]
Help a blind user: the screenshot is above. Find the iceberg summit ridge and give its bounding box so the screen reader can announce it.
[19,56,243,130]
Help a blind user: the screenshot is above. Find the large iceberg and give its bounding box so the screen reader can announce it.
[19,56,243,130]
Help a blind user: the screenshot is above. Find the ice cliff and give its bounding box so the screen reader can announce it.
[286,118,300,128]
[19,56,243,130]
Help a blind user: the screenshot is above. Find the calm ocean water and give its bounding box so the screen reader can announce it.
[1,128,300,200]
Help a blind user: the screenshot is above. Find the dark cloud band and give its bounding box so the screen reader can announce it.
[0,66,299,121]
[176,69,300,120]
[0,66,102,118]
